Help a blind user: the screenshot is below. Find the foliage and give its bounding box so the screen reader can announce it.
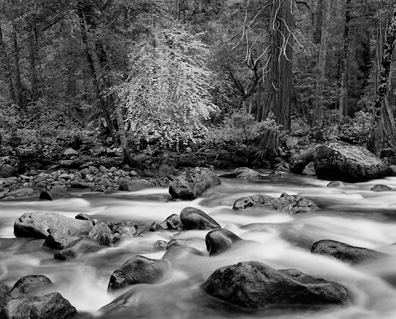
[114,25,218,151]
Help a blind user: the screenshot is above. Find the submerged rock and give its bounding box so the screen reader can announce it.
[169,167,221,199]
[313,142,392,182]
[205,229,243,256]
[219,167,262,179]
[10,275,52,298]
[14,212,92,239]
[54,237,102,260]
[233,193,318,214]
[311,239,384,264]
[371,184,392,192]
[201,261,350,308]
[108,255,170,291]
[180,207,221,230]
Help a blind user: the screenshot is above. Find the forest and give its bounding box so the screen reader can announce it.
[1,0,396,173]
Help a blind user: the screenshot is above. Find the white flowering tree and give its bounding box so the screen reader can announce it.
[114,25,218,154]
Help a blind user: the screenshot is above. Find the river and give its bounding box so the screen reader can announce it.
[1,171,396,319]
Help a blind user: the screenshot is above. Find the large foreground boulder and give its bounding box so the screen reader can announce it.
[169,167,221,199]
[108,255,170,291]
[14,212,92,239]
[233,193,318,214]
[10,275,52,298]
[201,261,349,308]
[4,292,77,319]
[313,142,392,182]
[311,239,384,264]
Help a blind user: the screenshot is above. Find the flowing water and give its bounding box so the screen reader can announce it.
[2,171,396,319]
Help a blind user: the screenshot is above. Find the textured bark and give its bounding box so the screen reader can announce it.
[311,0,331,127]
[368,4,396,154]
[338,0,351,122]
[11,22,23,108]
[260,0,293,131]
[0,23,16,104]
[28,25,39,102]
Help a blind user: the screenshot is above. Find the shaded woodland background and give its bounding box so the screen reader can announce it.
[1,0,396,167]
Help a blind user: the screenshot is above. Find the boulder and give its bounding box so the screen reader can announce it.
[10,275,52,298]
[2,188,34,200]
[313,142,393,182]
[159,214,182,230]
[39,185,70,200]
[219,167,261,179]
[108,255,170,291]
[4,292,77,319]
[118,179,152,191]
[371,184,392,192]
[63,148,79,156]
[232,193,318,214]
[289,149,315,174]
[180,207,221,230]
[0,283,11,318]
[54,237,102,260]
[0,163,17,178]
[162,245,205,261]
[201,261,350,309]
[43,231,80,250]
[169,167,221,199]
[326,181,345,188]
[311,239,384,264]
[205,229,243,256]
[88,221,113,246]
[14,212,92,239]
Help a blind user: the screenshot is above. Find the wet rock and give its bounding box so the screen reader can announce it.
[43,231,80,250]
[201,261,349,308]
[219,167,262,179]
[154,240,168,250]
[180,207,221,230]
[311,239,384,264]
[70,181,89,188]
[232,193,318,214]
[89,221,113,246]
[118,179,152,191]
[10,275,52,298]
[326,181,345,188]
[0,283,11,318]
[160,214,182,230]
[54,237,102,260]
[14,212,92,239]
[313,142,393,182]
[169,167,221,199]
[2,188,34,200]
[167,238,206,252]
[108,255,170,291]
[39,185,70,200]
[4,292,77,319]
[205,229,243,256]
[289,149,315,174]
[371,184,392,192]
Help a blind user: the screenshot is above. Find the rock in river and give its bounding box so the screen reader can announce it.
[14,212,92,239]
[180,207,221,230]
[205,229,243,256]
[201,261,350,308]
[169,167,221,199]
[311,239,384,264]
[108,255,170,291]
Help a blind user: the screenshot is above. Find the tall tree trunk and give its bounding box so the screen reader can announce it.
[368,4,396,154]
[115,103,137,167]
[0,23,16,104]
[338,0,351,122]
[261,0,293,131]
[28,25,39,103]
[311,0,331,127]
[12,22,23,108]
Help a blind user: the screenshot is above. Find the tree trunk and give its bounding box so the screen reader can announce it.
[12,21,23,108]
[28,25,39,103]
[338,0,351,122]
[0,23,16,105]
[261,0,293,131]
[115,103,137,167]
[368,4,396,154]
[311,0,331,127]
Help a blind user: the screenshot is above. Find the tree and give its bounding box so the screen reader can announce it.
[368,2,396,154]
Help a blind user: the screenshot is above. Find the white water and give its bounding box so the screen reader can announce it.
[1,172,396,318]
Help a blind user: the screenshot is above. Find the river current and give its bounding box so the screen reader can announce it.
[1,171,396,319]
